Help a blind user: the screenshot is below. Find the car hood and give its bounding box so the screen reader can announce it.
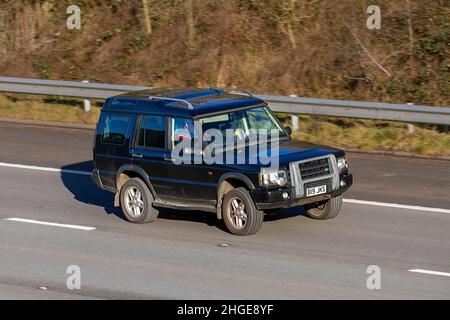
[216,139,345,171]
[275,139,344,165]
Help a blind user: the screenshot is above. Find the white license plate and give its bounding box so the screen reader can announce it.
[306,185,327,197]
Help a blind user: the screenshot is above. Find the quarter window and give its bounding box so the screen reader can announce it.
[171,118,195,148]
[138,115,167,149]
[100,113,130,145]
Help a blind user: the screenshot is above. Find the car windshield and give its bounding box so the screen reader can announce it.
[199,106,288,143]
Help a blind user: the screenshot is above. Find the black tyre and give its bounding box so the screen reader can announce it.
[305,195,343,220]
[120,178,159,223]
[222,187,264,236]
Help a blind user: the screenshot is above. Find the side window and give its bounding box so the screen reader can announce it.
[99,113,130,145]
[138,115,167,149]
[171,118,195,148]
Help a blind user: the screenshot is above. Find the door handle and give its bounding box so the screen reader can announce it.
[132,153,143,158]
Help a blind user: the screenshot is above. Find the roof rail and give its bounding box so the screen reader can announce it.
[148,96,194,110]
[207,87,254,98]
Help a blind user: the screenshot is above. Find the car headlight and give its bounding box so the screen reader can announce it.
[259,170,287,187]
[337,157,348,172]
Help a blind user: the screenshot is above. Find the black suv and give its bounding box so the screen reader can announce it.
[92,88,353,235]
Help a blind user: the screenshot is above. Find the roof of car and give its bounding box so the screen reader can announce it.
[102,88,266,118]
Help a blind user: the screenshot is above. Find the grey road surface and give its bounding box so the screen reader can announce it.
[0,122,449,299]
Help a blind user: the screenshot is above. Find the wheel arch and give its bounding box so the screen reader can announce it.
[216,173,256,220]
[115,165,156,206]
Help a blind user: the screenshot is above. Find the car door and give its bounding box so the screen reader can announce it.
[94,111,135,189]
[165,117,217,203]
[130,114,172,199]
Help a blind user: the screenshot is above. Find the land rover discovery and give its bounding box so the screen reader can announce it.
[92,88,353,235]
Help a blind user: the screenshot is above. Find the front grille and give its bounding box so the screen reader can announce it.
[298,158,331,180]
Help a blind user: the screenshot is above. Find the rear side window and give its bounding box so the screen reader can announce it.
[138,115,167,149]
[110,98,136,109]
[171,117,195,148]
[99,113,130,145]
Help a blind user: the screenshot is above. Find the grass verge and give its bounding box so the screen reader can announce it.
[0,94,101,125]
[1,94,449,157]
[283,115,450,157]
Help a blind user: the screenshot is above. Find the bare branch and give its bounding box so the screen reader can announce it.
[405,0,414,55]
[141,0,152,35]
[341,19,392,77]
[184,0,195,49]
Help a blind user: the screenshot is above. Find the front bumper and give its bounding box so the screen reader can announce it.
[252,173,353,210]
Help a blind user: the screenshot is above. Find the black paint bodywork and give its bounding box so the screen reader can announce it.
[92,88,353,215]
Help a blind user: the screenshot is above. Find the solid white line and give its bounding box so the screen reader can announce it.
[408,269,450,278]
[6,218,96,231]
[344,199,450,214]
[0,162,91,176]
[1,161,450,215]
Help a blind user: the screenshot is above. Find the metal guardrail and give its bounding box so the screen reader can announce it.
[0,77,149,99]
[0,76,449,125]
[256,95,450,126]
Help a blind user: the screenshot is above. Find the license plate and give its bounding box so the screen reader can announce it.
[306,185,327,197]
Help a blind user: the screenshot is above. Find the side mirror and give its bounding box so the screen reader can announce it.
[284,126,292,136]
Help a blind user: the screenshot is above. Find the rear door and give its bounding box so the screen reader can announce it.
[130,114,172,199]
[94,111,135,189]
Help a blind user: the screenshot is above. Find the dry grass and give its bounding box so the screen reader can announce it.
[0,1,448,105]
[0,95,101,125]
[288,115,450,157]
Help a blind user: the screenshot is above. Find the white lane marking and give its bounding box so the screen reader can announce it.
[6,218,96,231]
[344,199,450,215]
[408,269,450,278]
[1,161,450,215]
[0,162,91,176]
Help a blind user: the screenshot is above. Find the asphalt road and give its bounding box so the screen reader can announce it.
[0,122,449,300]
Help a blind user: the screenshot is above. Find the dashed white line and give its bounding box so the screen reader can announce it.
[6,218,96,231]
[408,269,450,278]
[1,161,450,215]
[0,162,91,176]
[344,199,450,215]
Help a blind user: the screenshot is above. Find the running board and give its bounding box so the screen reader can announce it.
[153,199,217,213]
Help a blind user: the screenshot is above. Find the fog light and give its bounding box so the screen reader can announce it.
[282,192,289,199]
[340,180,346,187]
